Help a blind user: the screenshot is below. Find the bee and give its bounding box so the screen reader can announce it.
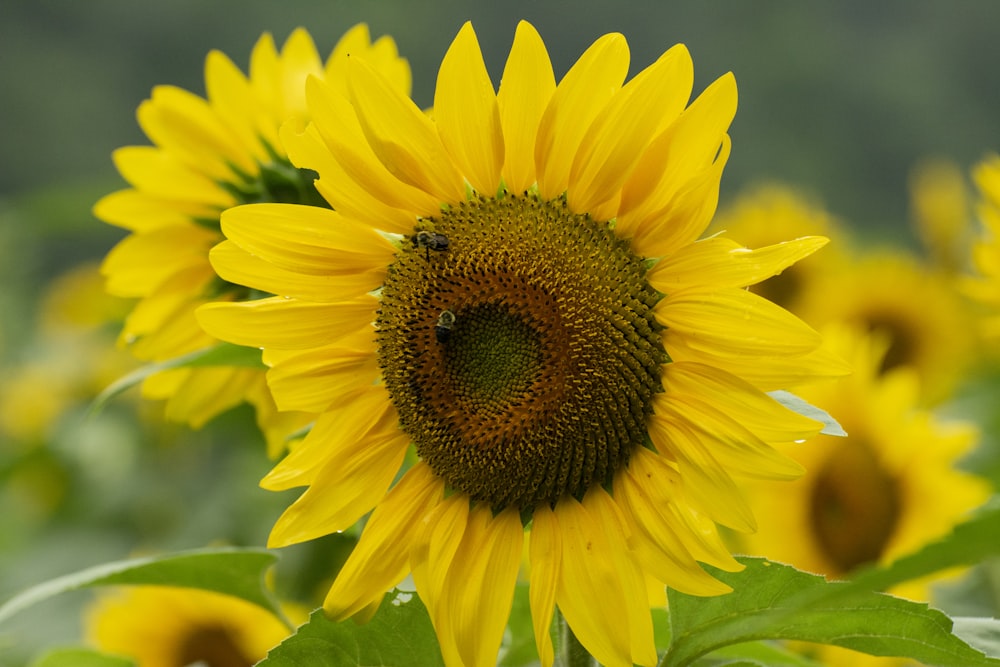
[412,230,450,260]
[435,309,456,343]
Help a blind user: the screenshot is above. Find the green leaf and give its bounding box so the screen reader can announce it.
[30,647,135,667]
[88,343,266,416]
[0,547,283,627]
[845,500,1000,595]
[768,390,847,436]
[690,641,824,666]
[663,558,1000,667]
[261,590,444,667]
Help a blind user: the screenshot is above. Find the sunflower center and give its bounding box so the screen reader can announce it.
[809,438,901,574]
[377,194,666,511]
[865,313,916,374]
[177,625,255,667]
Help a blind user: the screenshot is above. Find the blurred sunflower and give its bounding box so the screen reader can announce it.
[795,250,977,405]
[965,154,1000,339]
[198,21,844,667]
[95,26,410,455]
[909,158,973,277]
[709,183,847,312]
[739,325,990,666]
[86,586,303,667]
[0,263,135,445]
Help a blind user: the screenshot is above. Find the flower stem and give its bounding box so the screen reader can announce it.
[556,610,596,667]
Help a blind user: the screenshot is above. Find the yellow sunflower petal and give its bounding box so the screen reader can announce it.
[281,117,418,233]
[497,21,555,195]
[265,344,379,413]
[623,447,742,573]
[204,48,269,163]
[196,295,375,350]
[664,332,851,390]
[627,133,732,258]
[435,22,504,196]
[156,366,260,429]
[112,146,234,208]
[323,464,444,620]
[646,415,756,532]
[324,24,412,98]
[618,71,737,239]
[657,285,821,356]
[347,58,465,204]
[276,28,323,119]
[120,264,215,356]
[209,241,384,303]
[303,75,441,221]
[322,24,371,96]
[267,427,408,546]
[261,385,393,490]
[138,85,255,180]
[567,44,693,215]
[410,493,470,622]
[535,33,630,200]
[648,235,829,291]
[94,189,210,232]
[102,225,217,297]
[220,203,396,276]
[438,505,522,667]
[247,32,283,148]
[581,488,657,666]
[528,505,561,667]
[552,496,638,667]
[662,361,823,443]
[616,449,736,593]
[652,390,805,481]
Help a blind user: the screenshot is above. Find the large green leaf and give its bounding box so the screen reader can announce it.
[0,547,283,627]
[88,342,266,416]
[689,641,824,666]
[663,558,1000,667]
[261,590,444,667]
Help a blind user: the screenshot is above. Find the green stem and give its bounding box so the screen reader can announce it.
[556,609,596,667]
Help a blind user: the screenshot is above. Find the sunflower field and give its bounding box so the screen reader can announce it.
[3,3,1000,667]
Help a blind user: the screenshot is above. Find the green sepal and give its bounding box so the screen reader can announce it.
[768,389,847,436]
[88,342,266,416]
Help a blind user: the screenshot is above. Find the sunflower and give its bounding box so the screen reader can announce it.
[965,154,1000,339]
[909,158,973,277]
[86,585,302,667]
[95,25,410,454]
[794,250,977,405]
[739,325,990,667]
[198,21,844,667]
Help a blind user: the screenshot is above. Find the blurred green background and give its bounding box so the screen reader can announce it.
[1,1,999,664]
[4,0,1000,320]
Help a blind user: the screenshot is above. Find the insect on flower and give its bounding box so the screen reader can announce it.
[435,309,456,343]
[412,230,450,260]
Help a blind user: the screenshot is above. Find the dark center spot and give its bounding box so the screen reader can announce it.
[809,438,901,574]
[177,625,256,667]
